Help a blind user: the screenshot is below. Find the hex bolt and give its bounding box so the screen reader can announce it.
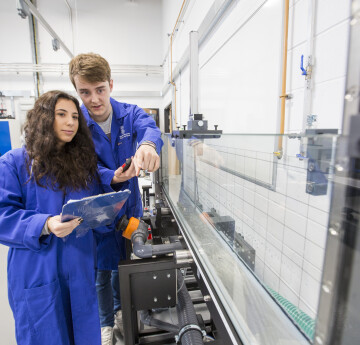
[322,284,331,294]
[306,182,314,193]
[203,295,211,302]
[329,227,339,236]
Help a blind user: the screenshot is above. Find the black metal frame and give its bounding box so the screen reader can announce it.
[119,256,185,345]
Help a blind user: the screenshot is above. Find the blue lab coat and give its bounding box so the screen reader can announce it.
[81,98,163,269]
[0,148,102,345]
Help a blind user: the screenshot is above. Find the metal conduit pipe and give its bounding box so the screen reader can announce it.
[140,310,179,333]
[275,0,290,159]
[168,0,187,130]
[176,270,204,345]
[131,222,183,259]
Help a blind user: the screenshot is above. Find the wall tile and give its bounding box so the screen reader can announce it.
[286,88,305,133]
[267,232,283,252]
[244,187,255,206]
[256,160,272,185]
[268,200,286,224]
[255,193,269,213]
[306,219,327,249]
[255,257,265,280]
[286,196,309,217]
[304,239,325,270]
[298,300,316,320]
[287,41,307,91]
[312,77,346,129]
[299,271,321,316]
[252,231,266,261]
[280,255,302,294]
[279,280,300,308]
[285,208,307,236]
[275,165,288,195]
[255,184,269,198]
[308,187,332,212]
[288,0,307,48]
[302,259,322,282]
[307,205,329,227]
[286,169,310,204]
[284,227,306,257]
[283,244,304,267]
[264,265,280,291]
[267,216,284,242]
[316,0,350,34]
[254,208,268,230]
[269,190,286,206]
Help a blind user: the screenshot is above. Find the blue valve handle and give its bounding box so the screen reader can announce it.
[300,55,307,76]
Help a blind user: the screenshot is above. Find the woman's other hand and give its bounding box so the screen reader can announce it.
[47,215,82,238]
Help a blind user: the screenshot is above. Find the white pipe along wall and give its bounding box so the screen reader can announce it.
[0,0,352,343]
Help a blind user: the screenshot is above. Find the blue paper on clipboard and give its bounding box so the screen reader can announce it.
[61,189,131,237]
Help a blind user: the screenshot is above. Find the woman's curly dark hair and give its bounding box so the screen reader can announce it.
[24,90,98,192]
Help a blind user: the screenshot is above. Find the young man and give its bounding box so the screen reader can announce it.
[69,53,163,344]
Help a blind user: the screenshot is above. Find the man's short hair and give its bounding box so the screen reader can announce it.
[69,53,111,88]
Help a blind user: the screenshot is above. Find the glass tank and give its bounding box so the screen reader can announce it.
[160,132,339,345]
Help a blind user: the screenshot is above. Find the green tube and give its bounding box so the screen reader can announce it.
[266,286,315,340]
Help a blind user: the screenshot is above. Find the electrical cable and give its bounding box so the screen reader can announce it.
[177,268,187,293]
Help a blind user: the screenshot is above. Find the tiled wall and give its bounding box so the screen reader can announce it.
[182,135,335,319]
[163,0,350,324]
[286,0,350,132]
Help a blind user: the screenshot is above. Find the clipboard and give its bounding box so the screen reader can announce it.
[61,189,131,235]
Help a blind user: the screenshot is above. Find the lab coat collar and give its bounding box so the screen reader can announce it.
[81,97,126,127]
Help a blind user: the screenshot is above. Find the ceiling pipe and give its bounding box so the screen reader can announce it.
[0,63,162,76]
[162,0,234,97]
[21,0,74,58]
[63,0,75,54]
[161,0,190,67]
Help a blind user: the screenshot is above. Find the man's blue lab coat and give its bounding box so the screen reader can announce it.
[81,98,163,269]
[0,148,102,345]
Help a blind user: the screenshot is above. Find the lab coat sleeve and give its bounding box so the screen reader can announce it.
[0,160,52,251]
[133,106,163,154]
[97,161,130,193]
[97,160,116,193]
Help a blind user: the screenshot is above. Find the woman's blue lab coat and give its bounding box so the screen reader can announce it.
[82,98,163,269]
[0,148,102,345]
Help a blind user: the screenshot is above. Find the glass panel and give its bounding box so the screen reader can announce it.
[160,133,339,345]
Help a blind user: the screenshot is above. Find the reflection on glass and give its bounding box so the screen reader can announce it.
[161,133,338,345]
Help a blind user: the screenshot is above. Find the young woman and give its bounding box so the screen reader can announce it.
[0,91,104,345]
